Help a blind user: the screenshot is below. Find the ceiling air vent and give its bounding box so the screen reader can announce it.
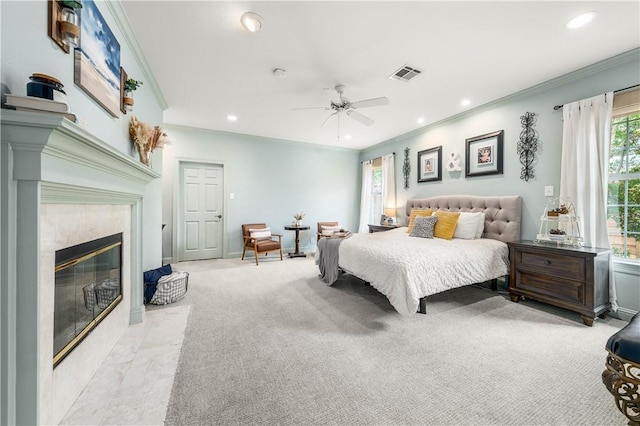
[389,65,422,82]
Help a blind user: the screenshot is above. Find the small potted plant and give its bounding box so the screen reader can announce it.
[293,212,305,227]
[123,78,143,111]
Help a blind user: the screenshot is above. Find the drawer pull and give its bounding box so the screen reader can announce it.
[544,260,551,265]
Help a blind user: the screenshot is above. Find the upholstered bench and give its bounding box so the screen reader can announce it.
[602,312,640,424]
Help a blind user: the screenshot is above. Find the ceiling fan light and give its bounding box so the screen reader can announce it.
[241,12,263,32]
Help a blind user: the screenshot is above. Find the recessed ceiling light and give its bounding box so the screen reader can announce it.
[417,118,425,124]
[227,115,237,121]
[461,99,471,107]
[241,12,263,33]
[566,11,597,29]
[344,134,352,140]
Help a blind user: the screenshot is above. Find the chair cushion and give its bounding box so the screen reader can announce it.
[249,227,271,239]
[606,312,640,362]
[321,225,342,236]
[256,240,280,251]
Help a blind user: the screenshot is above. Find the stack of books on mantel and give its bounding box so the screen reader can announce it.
[5,94,76,122]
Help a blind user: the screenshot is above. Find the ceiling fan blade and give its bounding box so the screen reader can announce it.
[350,97,389,109]
[292,106,331,111]
[346,110,374,126]
[320,112,338,128]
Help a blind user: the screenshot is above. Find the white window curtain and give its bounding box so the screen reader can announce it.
[559,92,617,310]
[381,153,396,220]
[358,160,373,233]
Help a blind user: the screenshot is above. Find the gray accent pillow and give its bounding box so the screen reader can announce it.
[409,216,437,238]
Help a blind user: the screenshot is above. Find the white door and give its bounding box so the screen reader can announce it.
[179,162,224,261]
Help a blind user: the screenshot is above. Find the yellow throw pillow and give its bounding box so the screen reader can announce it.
[433,211,461,240]
[406,209,433,233]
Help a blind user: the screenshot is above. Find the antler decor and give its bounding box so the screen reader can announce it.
[129,116,171,167]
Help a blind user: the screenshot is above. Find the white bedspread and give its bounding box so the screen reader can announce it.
[338,228,509,315]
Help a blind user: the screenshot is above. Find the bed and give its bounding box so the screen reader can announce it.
[318,195,522,315]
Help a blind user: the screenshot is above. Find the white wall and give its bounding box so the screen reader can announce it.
[360,49,640,318]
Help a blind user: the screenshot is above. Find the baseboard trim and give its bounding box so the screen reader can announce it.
[609,307,638,322]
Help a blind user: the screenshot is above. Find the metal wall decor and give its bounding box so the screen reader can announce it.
[403,147,411,189]
[517,112,538,182]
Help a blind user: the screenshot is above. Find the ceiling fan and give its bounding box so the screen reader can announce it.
[293,84,389,130]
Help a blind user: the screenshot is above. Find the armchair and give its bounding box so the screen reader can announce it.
[241,223,283,265]
[317,221,340,241]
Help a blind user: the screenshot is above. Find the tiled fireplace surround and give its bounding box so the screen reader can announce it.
[1,111,159,425]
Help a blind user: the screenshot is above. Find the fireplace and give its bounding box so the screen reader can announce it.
[2,110,162,425]
[54,233,123,367]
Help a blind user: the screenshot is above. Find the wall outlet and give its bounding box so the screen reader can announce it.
[544,186,554,197]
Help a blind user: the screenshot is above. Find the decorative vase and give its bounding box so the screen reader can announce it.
[295,219,302,227]
[123,89,134,111]
[138,149,151,167]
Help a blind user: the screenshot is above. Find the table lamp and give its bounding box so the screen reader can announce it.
[384,208,396,225]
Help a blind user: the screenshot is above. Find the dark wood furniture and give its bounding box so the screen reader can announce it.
[507,240,610,326]
[284,225,310,258]
[367,224,401,233]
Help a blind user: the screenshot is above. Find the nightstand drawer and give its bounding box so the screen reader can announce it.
[518,251,585,281]
[517,271,584,305]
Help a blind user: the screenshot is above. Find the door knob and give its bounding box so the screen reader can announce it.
[216,214,222,219]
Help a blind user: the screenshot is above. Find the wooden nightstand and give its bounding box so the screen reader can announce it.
[367,224,401,233]
[507,240,610,326]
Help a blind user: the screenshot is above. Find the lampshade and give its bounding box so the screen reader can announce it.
[384,207,396,217]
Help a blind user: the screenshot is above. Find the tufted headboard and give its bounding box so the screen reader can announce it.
[406,195,522,243]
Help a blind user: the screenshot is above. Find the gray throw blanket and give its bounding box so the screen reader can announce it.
[316,236,348,284]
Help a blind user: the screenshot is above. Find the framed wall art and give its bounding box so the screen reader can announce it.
[417,146,442,183]
[465,130,504,177]
[74,0,121,117]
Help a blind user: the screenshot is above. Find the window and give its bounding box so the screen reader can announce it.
[607,111,640,259]
[369,158,383,225]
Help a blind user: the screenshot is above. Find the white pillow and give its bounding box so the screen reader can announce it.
[453,212,484,239]
[321,225,342,236]
[475,213,486,239]
[249,228,271,239]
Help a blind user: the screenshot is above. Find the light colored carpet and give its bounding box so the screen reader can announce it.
[163,256,627,425]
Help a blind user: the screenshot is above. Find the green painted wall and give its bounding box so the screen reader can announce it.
[0,0,166,270]
[360,49,640,318]
[162,125,361,260]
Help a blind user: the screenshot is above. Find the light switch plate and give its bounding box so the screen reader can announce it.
[544,186,554,197]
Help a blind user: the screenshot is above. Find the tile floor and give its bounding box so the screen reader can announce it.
[60,304,190,425]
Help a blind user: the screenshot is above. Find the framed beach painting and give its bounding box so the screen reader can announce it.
[74,0,121,117]
[465,130,504,177]
[417,146,442,183]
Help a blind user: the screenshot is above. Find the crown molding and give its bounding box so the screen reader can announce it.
[105,1,168,111]
[374,48,640,150]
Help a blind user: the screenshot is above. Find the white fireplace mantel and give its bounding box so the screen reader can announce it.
[1,110,160,425]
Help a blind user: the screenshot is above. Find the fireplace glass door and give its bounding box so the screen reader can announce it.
[54,233,122,366]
